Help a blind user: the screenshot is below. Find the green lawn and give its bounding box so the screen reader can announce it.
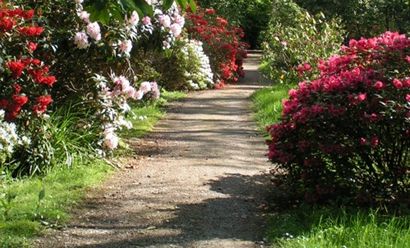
[0,90,186,247]
[251,84,410,248]
[268,206,410,248]
[251,83,294,136]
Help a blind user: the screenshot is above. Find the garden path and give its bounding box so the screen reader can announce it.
[37,52,272,248]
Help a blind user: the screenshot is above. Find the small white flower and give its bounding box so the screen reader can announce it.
[86,22,101,41]
[158,15,171,28]
[170,23,182,37]
[127,11,140,27]
[173,14,185,27]
[133,90,144,100]
[142,16,152,25]
[103,132,119,150]
[118,39,133,55]
[139,81,152,94]
[78,11,90,23]
[74,32,89,49]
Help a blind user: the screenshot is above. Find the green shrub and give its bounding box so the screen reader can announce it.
[261,0,343,83]
[295,0,410,39]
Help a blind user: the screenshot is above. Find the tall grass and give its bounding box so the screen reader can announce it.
[268,207,410,248]
[48,103,101,168]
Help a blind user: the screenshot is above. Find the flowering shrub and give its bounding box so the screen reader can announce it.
[186,7,248,88]
[182,40,214,90]
[25,0,172,152]
[92,74,160,152]
[267,32,410,204]
[0,4,56,120]
[0,2,59,174]
[260,0,343,83]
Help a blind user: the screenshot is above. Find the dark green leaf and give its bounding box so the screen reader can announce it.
[163,0,175,10]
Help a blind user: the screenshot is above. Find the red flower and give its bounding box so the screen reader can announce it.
[374,81,384,90]
[216,17,228,26]
[32,95,53,114]
[357,93,367,102]
[27,41,38,52]
[0,99,9,109]
[0,17,15,31]
[22,9,34,19]
[12,83,22,94]
[12,94,28,106]
[392,78,403,89]
[205,8,216,15]
[6,60,25,78]
[40,76,57,87]
[18,26,44,36]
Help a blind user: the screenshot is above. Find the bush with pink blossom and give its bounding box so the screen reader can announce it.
[267,32,410,204]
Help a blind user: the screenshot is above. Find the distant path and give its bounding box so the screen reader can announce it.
[37,52,272,248]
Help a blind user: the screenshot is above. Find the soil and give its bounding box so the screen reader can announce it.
[35,52,273,248]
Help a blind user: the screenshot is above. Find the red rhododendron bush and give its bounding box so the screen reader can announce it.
[268,32,410,204]
[0,5,55,120]
[0,2,58,170]
[186,7,248,88]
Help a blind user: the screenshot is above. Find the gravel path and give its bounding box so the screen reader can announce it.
[37,52,272,248]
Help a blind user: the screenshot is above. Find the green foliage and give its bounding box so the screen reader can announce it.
[252,84,295,135]
[268,207,410,248]
[295,0,410,39]
[198,0,273,48]
[261,0,343,83]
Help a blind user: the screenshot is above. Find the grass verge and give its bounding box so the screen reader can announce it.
[251,84,410,248]
[0,90,186,247]
[251,83,294,136]
[268,206,410,248]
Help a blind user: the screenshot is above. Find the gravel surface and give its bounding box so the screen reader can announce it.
[36,52,273,248]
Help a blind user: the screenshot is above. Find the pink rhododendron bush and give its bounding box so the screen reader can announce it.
[267,32,410,204]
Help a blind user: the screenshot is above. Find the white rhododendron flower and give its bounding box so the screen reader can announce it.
[142,16,152,25]
[150,82,160,99]
[78,11,90,23]
[173,14,185,27]
[127,11,140,27]
[170,23,182,37]
[103,128,119,150]
[139,81,152,94]
[74,32,89,49]
[86,22,101,41]
[123,85,137,99]
[118,39,133,55]
[159,15,171,28]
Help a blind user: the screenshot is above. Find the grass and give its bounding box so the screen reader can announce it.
[121,90,186,139]
[268,206,410,248]
[0,159,111,247]
[251,83,295,136]
[0,90,186,247]
[251,83,410,248]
